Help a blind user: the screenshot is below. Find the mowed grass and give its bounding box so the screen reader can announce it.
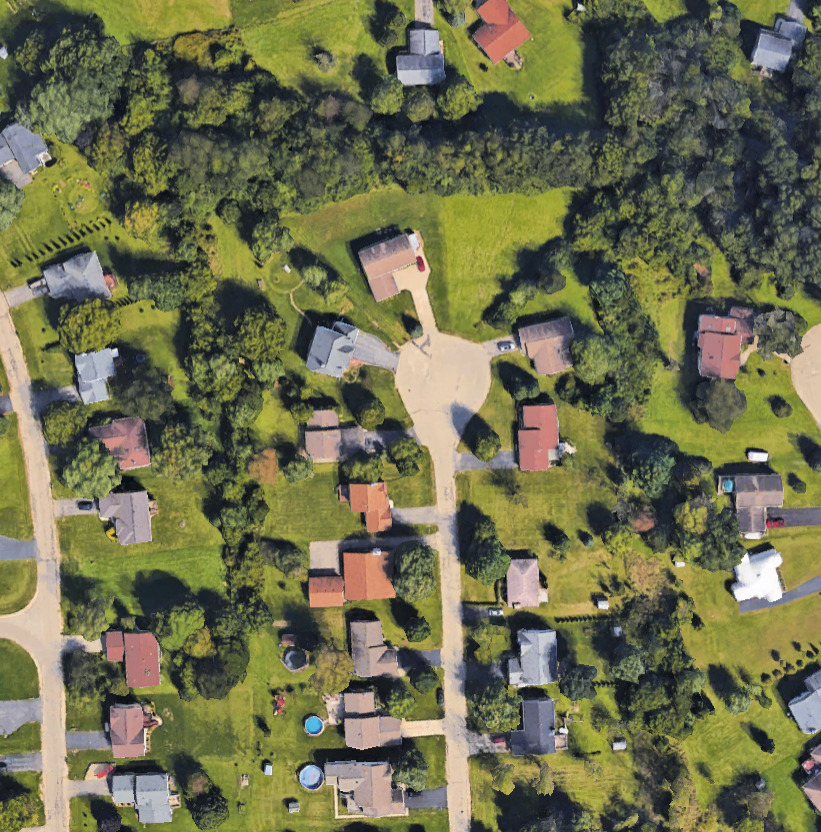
[0,722,40,755]
[0,561,37,615]
[0,640,39,700]
[0,415,33,539]
[10,300,73,390]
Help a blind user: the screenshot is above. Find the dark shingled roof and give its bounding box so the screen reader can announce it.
[510,699,556,756]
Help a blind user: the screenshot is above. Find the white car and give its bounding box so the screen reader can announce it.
[497,341,515,353]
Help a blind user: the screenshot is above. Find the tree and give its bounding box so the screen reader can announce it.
[233,306,287,363]
[470,621,509,664]
[315,51,337,73]
[725,689,752,715]
[611,644,646,684]
[629,445,676,500]
[189,789,229,830]
[112,364,174,422]
[410,664,438,693]
[468,678,521,733]
[602,523,634,556]
[259,539,304,576]
[42,401,88,446]
[437,76,479,120]
[0,792,38,832]
[388,436,425,476]
[393,744,428,791]
[309,645,353,695]
[560,664,598,701]
[251,220,293,261]
[534,762,555,796]
[340,451,383,483]
[466,535,510,585]
[469,423,501,462]
[491,760,515,795]
[394,542,438,602]
[508,373,540,403]
[153,600,206,652]
[96,807,122,832]
[371,76,403,115]
[769,395,792,418]
[301,264,328,292]
[129,273,185,311]
[385,680,417,719]
[282,455,314,483]
[353,395,385,430]
[57,300,121,354]
[0,178,24,233]
[404,88,436,122]
[65,595,113,641]
[62,437,121,498]
[155,422,213,480]
[404,616,432,643]
[694,379,747,433]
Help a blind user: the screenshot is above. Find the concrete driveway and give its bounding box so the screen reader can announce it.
[4,285,34,308]
[0,698,41,734]
[0,536,37,560]
[455,451,516,472]
[54,499,98,518]
[66,731,108,751]
[406,787,448,809]
[773,508,821,527]
[482,336,518,359]
[0,753,42,772]
[353,332,399,373]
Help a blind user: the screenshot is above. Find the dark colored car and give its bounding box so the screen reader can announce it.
[77,500,95,511]
[766,517,785,529]
[416,256,425,271]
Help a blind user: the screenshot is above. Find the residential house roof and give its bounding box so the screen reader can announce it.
[751,29,793,71]
[728,307,755,344]
[305,425,367,463]
[505,558,540,608]
[517,318,574,375]
[104,630,125,662]
[309,575,346,608]
[350,619,399,678]
[509,629,558,687]
[89,417,151,470]
[42,251,111,302]
[473,0,531,64]
[109,704,146,759]
[357,235,416,301]
[344,715,403,749]
[343,549,396,601]
[111,773,136,805]
[347,483,392,533]
[790,670,821,734]
[697,315,742,379]
[343,690,377,716]
[306,321,359,377]
[733,474,784,508]
[0,123,50,185]
[324,761,405,817]
[731,547,783,603]
[123,632,161,688]
[75,348,118,405]
[307,409,340,428]
[517,403,560,471]
[774,17,807,45]
[98,491,153,545]
[134,773,173,824]
[804,771,821,812]
[397,27,446,85]
[510,698,556,756]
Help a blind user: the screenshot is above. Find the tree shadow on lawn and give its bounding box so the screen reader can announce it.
[776,661,821,706]
[456,501,486,557]
[133,570,191,616]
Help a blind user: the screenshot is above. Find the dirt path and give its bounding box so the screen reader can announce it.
[0,291,68,831]
[792,324,821,429]
[394,264,493,832]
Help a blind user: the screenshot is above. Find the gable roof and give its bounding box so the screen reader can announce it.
[751,29,793,71]
[505,558,540,608]
[790,679,821,735]
[803,771,821,812]
[305,425,367,463]
[510,698,556,756]
[350,619,399,678]
[729,306,755,343]
[343,690,377,716]
[347,483,392,533]
[357,235,415,301]
[98,491,153,545]
[309,575,346,608]
[0,124,49,176]
[697,315,742,379]
[731,547,783,603]
[509,629,558,686]
[306,322,359,377]
[104,630,125,662]
[123,632,161,688]
[343,549,396,601]
[517,404,560,471]
[518,318,574,375]
[89,417,151,470]
[111,773,136,804]
[733,474,784,508]
[344,715,402,749]
[324,761,405,817]
[473,0,531,64]
[75,348,118,405]
[109,704,146,758]
[134,773,172,824]
[42,251,111,302]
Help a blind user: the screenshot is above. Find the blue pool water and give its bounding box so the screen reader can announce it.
[299,764,324,790]
[304,715,324,735]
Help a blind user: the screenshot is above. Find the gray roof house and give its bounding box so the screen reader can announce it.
[509,629,558,687]
[324,761,406,817]
[510,698,557,756]
[789,669,821,735]
[42,251,111,302]
[720,473,784,539]
[98,491,153,546]
[75,347,119,405]
[349,619,399,678]
[307,321,359,377]
[751,29,794,72]
[0,123,50,187]
[111,773,173,823]
[396,27,446,86]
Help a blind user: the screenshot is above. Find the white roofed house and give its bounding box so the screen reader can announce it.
[396,27,446,86]
[731,548,783,603]
[74,347,119,405]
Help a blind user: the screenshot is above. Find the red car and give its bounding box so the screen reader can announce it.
[766,517,785,529]
[96,764,114,779]
[416,256,425,272]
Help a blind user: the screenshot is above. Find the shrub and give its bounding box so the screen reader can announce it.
[404,615,431,643]
[282,455,313,483]
[769,395,792,418]
[410,664,438,693]
[385,681,417,719]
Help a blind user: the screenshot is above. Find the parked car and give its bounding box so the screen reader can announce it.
[416,256,425,272]
[487,607,504,620]
[436,688,444,707]
[497,341,515,353]
[96,764,114,779]
[77,500,95,511]
[766,517,785,529]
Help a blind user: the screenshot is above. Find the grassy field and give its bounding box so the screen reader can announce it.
[0,415,32,539]
[3,772,44,827]
[0,722,40,755]
[0,561,37,615]
[0,640,39,700]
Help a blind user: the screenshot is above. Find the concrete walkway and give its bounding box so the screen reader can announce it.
[0,289,69,831]
[740,574,821,613]
[4,285,34,309]
[455,451,516,472]
[0,536,37,560]
[0,698,41,734]
[0,752,42,772]
[65,731,108,751]
[401,718,445,737]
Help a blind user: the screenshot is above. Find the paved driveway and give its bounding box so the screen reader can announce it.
[0,536,37,560]
[0,753,42,772]
[0,395,10,414]
[774,508,821,527]
[353,332,399,373]
[455,451,516,472]
[0,698,41,734]
[740,574,821,613]
[4,285,34,308]
[66,731,109,751]
[31,385,79,414]
[406,787,448,809]
[54,499,98,518]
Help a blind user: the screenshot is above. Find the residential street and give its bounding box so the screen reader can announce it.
[0,290,69,831]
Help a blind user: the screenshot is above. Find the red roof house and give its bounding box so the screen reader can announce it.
[517,404,560,472]
[124,632,161,688]
[345,483,392,534]
[309,575,346,608]
[104,630,125,662]
[697,315,742,380]
[343,549,396,601]
[473,0,531,64]
[89,417,151,470]
[109,703,146,758]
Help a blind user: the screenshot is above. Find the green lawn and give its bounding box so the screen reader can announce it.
[0,722,40,755]
[0,415,32,539]
[3,772,44,828]
[0,561,37,615]
[0,641,39,700]
[10,300,74,390]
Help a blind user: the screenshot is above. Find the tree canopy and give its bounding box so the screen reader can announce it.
[467,678,521,733]
[57,300,121,354]
[393,542,438,602]
[62,437,122,498]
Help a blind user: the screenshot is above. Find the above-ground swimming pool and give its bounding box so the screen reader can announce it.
[299,764,324,791]
[304,714,325,736]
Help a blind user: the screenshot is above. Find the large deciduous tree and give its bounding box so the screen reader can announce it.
[42,401,88,446]
[467,678,521,733]
[155,422,213,480]
[62,437,121,498]
[393,542,438,602]
[309,644,353,695]
[57,300,121,354]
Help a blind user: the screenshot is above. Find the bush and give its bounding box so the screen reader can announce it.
[385,680,417,718]
[42,400,88,446]
[769,395,792,418]
[410,664,439,693]
[282,455,313,483]
[404,616,432,642]
[394,542,438,602]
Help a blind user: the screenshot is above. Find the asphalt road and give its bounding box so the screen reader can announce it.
[0,536,38,560]
[0,698,41,735]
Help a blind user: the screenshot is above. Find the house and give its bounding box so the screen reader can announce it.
[396,27,446,86]
[324,761,406,818]
[41,251,111,302]
[104,630,125,662]
[505,558,541,608]
[728,306,755,343]
[98,491,154,545]
[343,690,379,717]
[803,772,821,812]
[517,318,574,376]
[304,410,367,462]
[0,124,50,187]
[89,417,151,470]
[719,473,784,539]
[751,19,805,73]
[75,347,119,405]
[510,698,557,756]
[342,691,402,750]
[111,773,174,823]
[350,619,399,678]
[124,631,161,688]
[731,547,783,603]
[341,483,392,534]
[509,629,558,686]
[109,703,147,759]
[343,548,396,601]
[696,314,743,380]
[357,233,420,302]
[307,322,359,377]
[517,403,560,472]
[789,669,821,734]
[309,575,346,608]
[473,0,531,64]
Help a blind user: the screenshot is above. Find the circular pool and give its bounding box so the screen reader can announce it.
[298,764,324,791]
[304,715,325,736]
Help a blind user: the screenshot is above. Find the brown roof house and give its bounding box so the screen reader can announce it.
[517,403,560,472]
[124,632,161,688]
[90,417,151,471]
[505,558,542,608]
[324,761,406,818]
[357,233,420,302]
[803,771,821,813]
[309,575,346,608]
[344,548,396,602]
[350,619,399,678]
[104,630,126,662]
[99,491,155,545]
[518,318,574,376]
[719,473,784,539]
[473,0,532,65]
[304,410,367,463]
[342,691,401,750]
[108,704,147,759]
[697,315,742,380]
[341,483,393,534]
